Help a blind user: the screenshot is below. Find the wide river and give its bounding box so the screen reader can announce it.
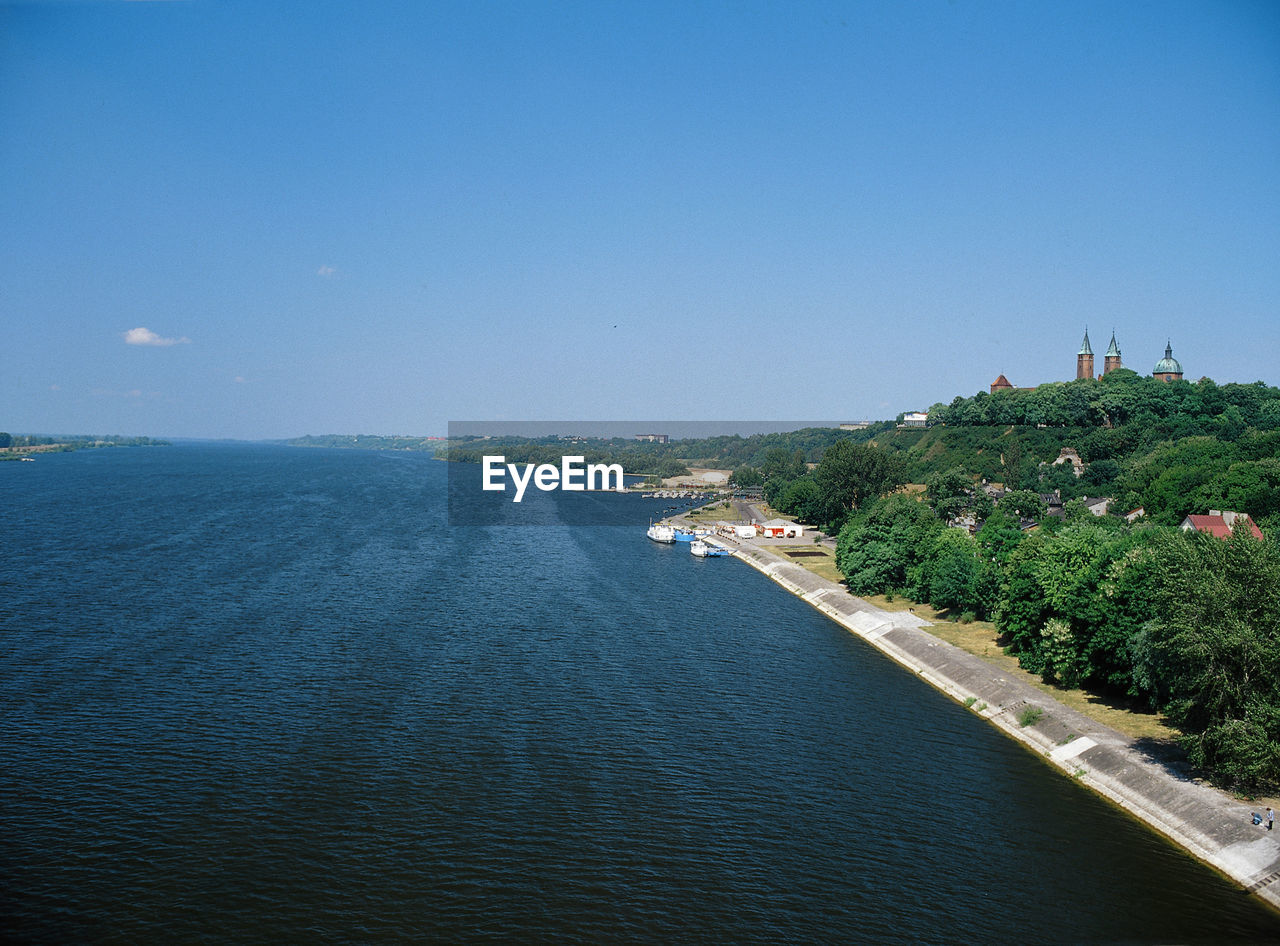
[1,445,1277,943]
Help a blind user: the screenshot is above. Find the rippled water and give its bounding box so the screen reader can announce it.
[1,444,1277,943]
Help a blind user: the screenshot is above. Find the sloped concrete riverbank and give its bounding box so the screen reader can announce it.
[688,526,1280,914]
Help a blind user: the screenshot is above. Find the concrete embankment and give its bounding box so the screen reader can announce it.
[691,527,1280,913]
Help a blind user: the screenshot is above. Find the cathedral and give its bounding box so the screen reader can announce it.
[1075,329,1183,383]
[991,331,1183,393]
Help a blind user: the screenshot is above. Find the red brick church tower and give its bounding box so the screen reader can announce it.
[1076,329,1094,380]
[1104,331,1122,375]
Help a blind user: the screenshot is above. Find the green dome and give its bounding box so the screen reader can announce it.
[1153,342,1182,375]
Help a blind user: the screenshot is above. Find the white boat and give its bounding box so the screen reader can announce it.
[690,539,731,557]
[647,522,676,543]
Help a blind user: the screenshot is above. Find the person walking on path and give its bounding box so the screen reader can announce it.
[1268,808,1275,831]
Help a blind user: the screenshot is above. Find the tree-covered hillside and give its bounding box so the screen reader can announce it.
[791,372,1280,794]
[926,370,1280,431]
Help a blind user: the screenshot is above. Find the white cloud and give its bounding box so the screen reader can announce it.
[317,265,337,277]
[123,327,190,347]
[234,376,248,384]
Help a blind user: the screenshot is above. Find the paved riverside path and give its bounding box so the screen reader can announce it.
[682,522,1280,912]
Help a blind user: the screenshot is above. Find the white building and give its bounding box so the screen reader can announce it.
[759,518,804,538]
[1080,497,1111,517]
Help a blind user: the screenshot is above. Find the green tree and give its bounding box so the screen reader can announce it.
[654,458,690,479]
[998,532,1053,673]
[922,529,980,613]
[1147,526,1280,792]
[999,489,1048,521]
[759,446,807,484]
[775,477,825,524]
[1000,438,1025,489]
[1040,618,1087,688]
[1095,534,1163,694]
[925,466,973,521]
[976,505,1025,564]
[836,494,940,596]
[813,441,907,527]
[1081,458,1120,493]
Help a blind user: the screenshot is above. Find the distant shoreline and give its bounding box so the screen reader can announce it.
[0,438,169,461]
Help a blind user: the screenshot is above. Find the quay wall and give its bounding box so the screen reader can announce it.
[692,528,1280,913]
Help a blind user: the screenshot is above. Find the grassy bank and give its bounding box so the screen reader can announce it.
[772,545,1178,745]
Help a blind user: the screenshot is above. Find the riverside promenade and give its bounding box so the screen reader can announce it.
[686,522,1280,913]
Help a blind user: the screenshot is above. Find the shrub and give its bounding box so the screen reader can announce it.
[1018,706,1045,727]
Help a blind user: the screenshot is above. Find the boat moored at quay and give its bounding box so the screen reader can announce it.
[690,539,732,558]
[646,522,676,543]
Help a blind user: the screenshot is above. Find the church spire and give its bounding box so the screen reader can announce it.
[1103,331,1122,375]
[1076,328,1095,380]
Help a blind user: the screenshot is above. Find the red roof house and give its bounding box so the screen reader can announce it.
[1180,510,1264,541]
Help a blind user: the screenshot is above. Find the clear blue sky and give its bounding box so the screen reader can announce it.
[3,0,1278,439]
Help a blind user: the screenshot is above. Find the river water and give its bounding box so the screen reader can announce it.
[1,444,1276,943]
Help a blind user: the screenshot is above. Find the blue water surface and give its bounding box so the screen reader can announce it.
[1,444,1277,943]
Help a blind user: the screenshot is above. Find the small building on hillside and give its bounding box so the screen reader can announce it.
[899,411,929,428]
[635,433,669,443]
[1124,507,1146,523]
[1180,510,1263,540]
[989,374,1036,394]
[1079,496,1112,517]
[759,518,804,539]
